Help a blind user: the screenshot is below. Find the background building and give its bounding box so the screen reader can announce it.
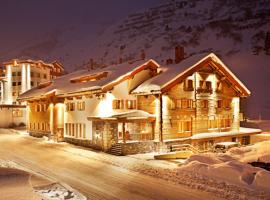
[0,59,64,128]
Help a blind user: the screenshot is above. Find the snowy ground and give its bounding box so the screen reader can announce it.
[1,128,270,200]
[0,160,86,200]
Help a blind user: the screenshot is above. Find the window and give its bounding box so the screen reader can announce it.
[220,118,231,128]
[31,81,34,87]
[42,104,47,112]
[178,121,192,133]
[12,109,23,117]
[43,74,47,79]
[77,102,85,111]
[12,72,16,76]
[66,102,75,111]
[112,99,124,109]
[126,100,136,109]
[12,92,17,96]
[184,79,194,91]
[176,99,193,109]
[200,100,208,108]
[36,73,41,78]
[205,81,212,90]
[208,119,218,129]
[18,82,21,86]
[217,100,222,108]
[17,72,21,76]
[12,82,17,86]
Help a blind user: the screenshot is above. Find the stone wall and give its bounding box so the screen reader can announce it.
[29,131,49,138]
[64,137,102,150]
[121,141,159,155]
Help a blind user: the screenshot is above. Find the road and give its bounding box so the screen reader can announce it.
[0,129,224,200]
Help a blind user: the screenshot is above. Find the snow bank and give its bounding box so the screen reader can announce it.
[179,141,270,198]
[0,160,86,200]
[228,140,270,163]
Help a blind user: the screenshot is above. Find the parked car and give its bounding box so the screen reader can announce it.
[213,142,240,153]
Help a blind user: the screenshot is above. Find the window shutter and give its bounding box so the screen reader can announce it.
[133,100,137,109]
[120,100,124,109]
[192,100,196,108]
[125,100,129,109]
[170,98,176,109]
[112,100,117,109]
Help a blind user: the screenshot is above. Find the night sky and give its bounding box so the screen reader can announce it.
[0,0,163,53]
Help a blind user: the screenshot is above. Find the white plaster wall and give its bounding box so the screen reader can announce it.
[0,107,26,128]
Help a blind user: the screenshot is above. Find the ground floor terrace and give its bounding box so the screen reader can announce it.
[26,108,262,155]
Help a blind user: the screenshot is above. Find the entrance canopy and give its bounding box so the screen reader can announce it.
[87,110,155,122]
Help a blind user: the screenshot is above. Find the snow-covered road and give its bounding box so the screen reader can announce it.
[0,129,223,200]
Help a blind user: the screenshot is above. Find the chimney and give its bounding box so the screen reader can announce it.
[140,50,146,60]
[175,46,184,64]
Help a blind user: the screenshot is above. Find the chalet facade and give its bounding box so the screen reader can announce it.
[18,54,261,154]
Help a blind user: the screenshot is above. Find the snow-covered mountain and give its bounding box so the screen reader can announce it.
[0,0,269,119]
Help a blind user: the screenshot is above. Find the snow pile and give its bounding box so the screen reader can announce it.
[177,142,270,198]
[35,183,85,200]
[228,140,270,163]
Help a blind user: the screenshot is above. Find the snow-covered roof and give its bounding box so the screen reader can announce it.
[87,110,155,121]
[18,59,159,100]
[132,53,251,96]
[191,127,261,140]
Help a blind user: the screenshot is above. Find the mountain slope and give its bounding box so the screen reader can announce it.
[0,0,269,118]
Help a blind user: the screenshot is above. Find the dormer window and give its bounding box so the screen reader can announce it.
[70,72,108,83]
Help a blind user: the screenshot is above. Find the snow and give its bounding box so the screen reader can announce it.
[18,59,159,100]
[0,160,86,200]
[132,53,251,95]
[88,109,155,119]
[3,128,270,199]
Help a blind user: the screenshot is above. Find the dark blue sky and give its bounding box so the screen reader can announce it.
[0,0,163,52]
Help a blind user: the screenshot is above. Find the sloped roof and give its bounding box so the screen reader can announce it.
[87,110,155,121]
[132,53,251,97]
[18,59,159,100]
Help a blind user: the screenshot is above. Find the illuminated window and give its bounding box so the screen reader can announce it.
[66,102,75,111]
[126,100,136,109]
[178,121,192,133]
[208,119,218,129]
[18,82,21,86]
[112,100,125,109]
[175,99,194,109]
[12,109,23,117]
[77,102,85,111]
